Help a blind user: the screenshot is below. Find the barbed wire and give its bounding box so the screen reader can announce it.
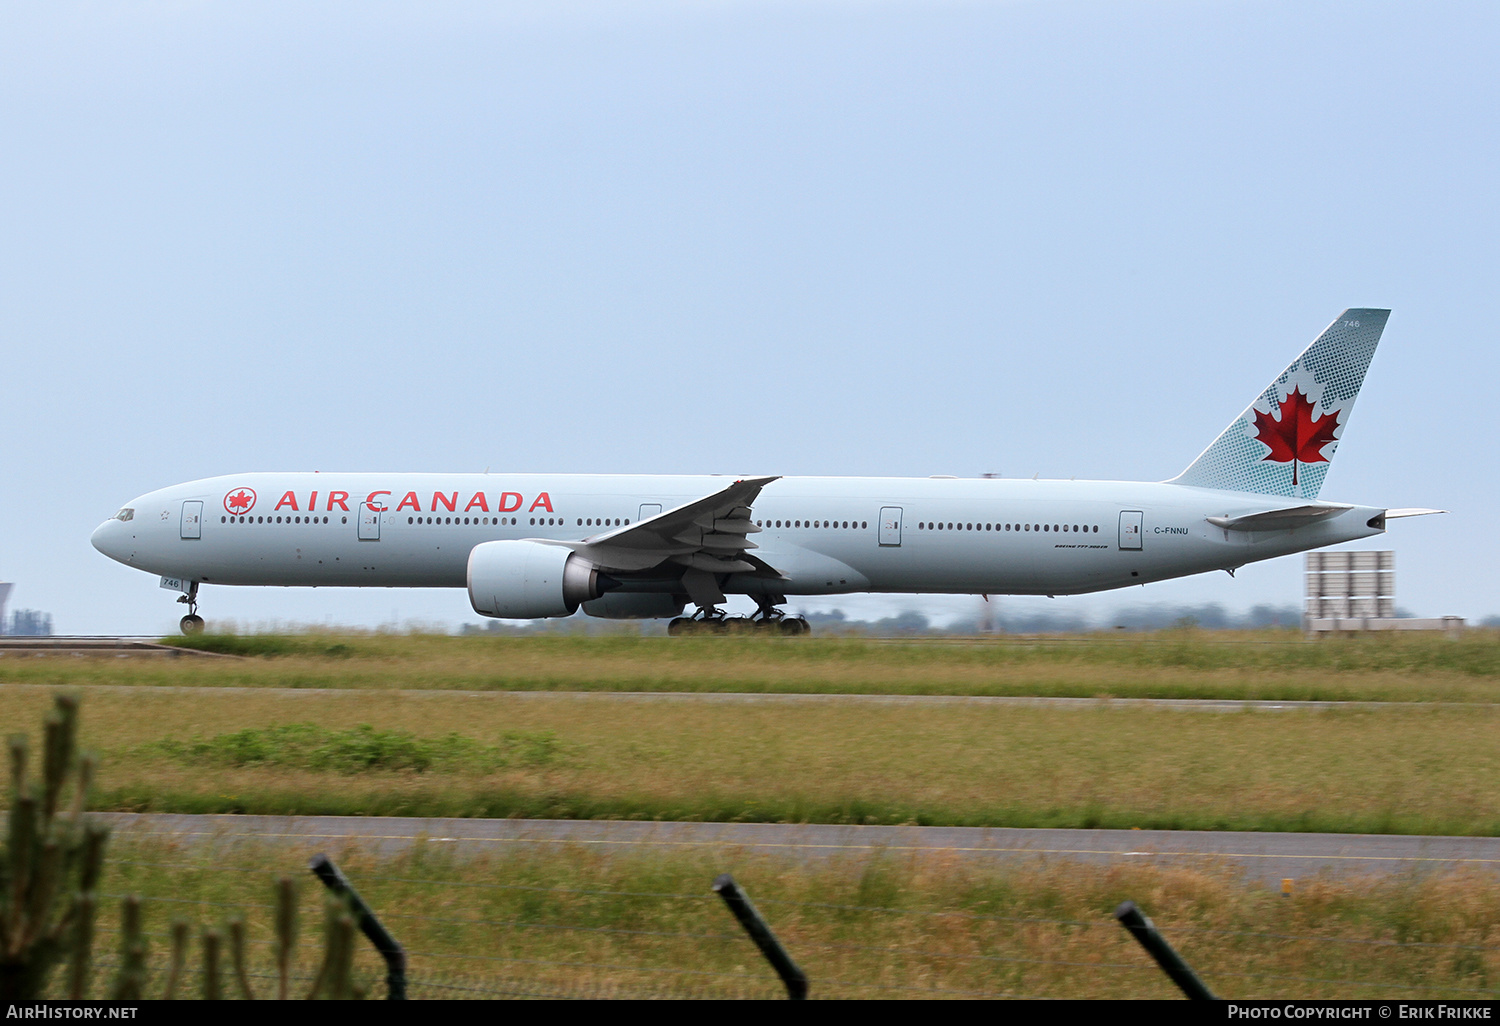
[98,891,276,911]
[374,908,742,943]
[104,858,716,903]
[100,869,1500,957]
[406,976,774,1000]
[750,895,1108,927]
[783,974,1043,999]
[787,937,1155,972]
[1200,967,1500,997]
[1158,921,1500,952]
[89,856,1500,1000]
[404,950,767,982]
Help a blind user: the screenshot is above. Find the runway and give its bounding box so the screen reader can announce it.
[94,813,1500,887]
[3,680,1484,713]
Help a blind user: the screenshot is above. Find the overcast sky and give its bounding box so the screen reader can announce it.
[3,1,1495,634]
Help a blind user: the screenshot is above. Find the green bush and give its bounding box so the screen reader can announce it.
[147,723,562,773]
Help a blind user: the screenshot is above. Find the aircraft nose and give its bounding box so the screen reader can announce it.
[91,518,129,562]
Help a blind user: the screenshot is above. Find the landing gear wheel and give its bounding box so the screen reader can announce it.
[669,605,742,637]
[778,617,810,636]
[176,582,203,635]
[174,585,202,633]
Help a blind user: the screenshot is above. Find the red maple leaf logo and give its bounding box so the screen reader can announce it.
[225,488,256,514]
[1252,386,1340,486]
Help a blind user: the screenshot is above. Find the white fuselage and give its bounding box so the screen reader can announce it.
[91,473,1386,600]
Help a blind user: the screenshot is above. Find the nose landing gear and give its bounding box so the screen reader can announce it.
[177,582,205,635]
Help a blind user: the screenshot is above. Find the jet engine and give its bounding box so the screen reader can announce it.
[467,540,615,619]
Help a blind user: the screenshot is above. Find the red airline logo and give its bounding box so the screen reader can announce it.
[224,488,257,514]
[1253,386,1341,487]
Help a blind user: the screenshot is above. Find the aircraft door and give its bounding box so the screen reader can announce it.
[638,503,662,522]
[1118,510,1143,550]
[358,501,381,541]
[180,501,202,540]
[879,506,903,547]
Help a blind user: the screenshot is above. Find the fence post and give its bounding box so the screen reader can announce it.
[712,873,808,999]
[309,854,407,1000]
[1113,900,1217,1000]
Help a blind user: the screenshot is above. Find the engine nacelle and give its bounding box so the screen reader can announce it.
[467,540,613,619]
[581,593,686,620]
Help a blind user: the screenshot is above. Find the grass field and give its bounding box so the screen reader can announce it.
[68,838,1500,1000]
[4,685,1497,834]
[9,633,1500,999]
[3,629,1500,702]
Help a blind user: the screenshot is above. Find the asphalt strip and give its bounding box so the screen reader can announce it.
[0,682,1487,711]
[94,814,1500,886]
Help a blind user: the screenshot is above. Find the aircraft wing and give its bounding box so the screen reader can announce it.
[561,475,783,574]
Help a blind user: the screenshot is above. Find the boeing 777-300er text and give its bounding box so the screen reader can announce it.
[93,309,1441,635]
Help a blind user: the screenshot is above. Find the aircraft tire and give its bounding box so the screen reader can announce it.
[666,617,691,637]
[180,614,205,635]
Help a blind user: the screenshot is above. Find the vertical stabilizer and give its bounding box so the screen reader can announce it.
[1170,309,1389,498]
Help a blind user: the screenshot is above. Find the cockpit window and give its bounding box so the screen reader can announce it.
[115,508,134,522]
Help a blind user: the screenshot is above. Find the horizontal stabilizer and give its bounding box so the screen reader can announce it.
[1205,504,1350,532]
[1383,508,1447,519]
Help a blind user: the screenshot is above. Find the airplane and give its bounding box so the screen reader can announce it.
[92,309,1442,636]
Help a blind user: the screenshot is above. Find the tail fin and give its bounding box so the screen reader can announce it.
[1170,309,1389,498]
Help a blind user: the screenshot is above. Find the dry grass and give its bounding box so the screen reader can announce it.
[72,838,1500,999]
[2,630,1499,702]
[5,687,1497,834]
[13,634,1497,999]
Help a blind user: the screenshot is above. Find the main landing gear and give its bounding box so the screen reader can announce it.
[666,598,809,637]
[178,582,205,635]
